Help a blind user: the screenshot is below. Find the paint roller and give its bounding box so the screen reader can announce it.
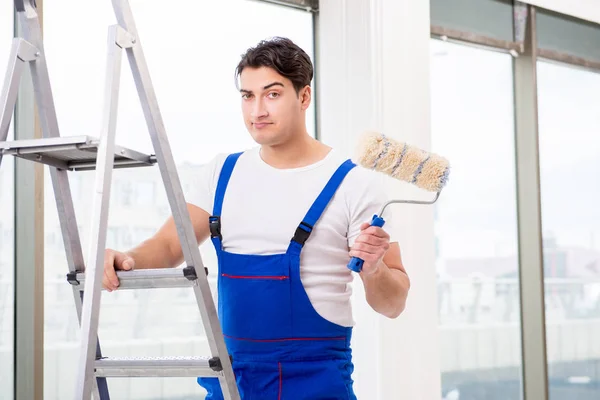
[347,131,451,273]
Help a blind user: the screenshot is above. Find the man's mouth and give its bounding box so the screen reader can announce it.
[253,122,272,129]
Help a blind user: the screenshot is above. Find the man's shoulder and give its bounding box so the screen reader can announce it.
[203,147,258,175]
[344,158,381,188]
[208,147,256,164]
[340,159,389,209]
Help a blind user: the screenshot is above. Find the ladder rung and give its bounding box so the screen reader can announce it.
[0,135,156,171]
[94,356,224,377]
[71,267,206,290]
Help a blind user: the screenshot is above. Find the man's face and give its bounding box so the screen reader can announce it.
[239,66,310,146]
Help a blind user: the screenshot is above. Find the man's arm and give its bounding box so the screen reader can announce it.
[349,223,410,318]
[102,203,211,291]
[359,242,410,318]
[126,203,211,269]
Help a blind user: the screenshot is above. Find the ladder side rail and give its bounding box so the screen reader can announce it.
[75,25,125,400]
[14,3,106,399]
[110,3,239,398]
[0,39,28,166]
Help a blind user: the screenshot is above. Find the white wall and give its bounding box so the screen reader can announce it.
[317,1,441,399]
[520,0,600,24]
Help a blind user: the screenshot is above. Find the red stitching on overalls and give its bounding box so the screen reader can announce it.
[221,273,288,280]
[224,334,346,342]
[278,362,283,400]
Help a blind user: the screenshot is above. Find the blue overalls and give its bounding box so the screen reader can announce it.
[197,152,359,400]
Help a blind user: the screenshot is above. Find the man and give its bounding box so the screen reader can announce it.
[102,37,410,399]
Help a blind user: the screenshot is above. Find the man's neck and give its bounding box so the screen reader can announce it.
[260,134,331,169]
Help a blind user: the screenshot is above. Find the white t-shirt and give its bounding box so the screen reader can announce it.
[189,146,396,327]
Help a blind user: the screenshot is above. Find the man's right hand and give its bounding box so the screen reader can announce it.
[103,249,135,292]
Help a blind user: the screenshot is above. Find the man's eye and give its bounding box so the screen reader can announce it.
[268,92,279,98]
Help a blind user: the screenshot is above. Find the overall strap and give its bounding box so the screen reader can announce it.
[290,159,357,248]
[209,152,242,247]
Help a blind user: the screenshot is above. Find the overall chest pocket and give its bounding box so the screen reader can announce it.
[218,252,293,340]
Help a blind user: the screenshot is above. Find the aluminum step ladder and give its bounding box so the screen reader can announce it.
[0,1,240,399]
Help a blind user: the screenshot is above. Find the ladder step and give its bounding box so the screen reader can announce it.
[69,267,207,290]
[0,135,156,171]
[94,356,224,377]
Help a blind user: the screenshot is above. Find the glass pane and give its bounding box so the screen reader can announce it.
[537,9,600,64]
[538,61,600,399]
[43,1,313,399]
[430,0,514,42]
[0,3,15,398]
[430,39,522,400]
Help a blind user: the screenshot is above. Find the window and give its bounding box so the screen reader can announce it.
[43,0,314,398]
[134,181,155,207]
[113,179,133,207]
[0,2,15,397]
[430,39,522,400]
[537,61,600,398]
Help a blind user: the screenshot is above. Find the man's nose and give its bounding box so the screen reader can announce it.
[251,97,268,118]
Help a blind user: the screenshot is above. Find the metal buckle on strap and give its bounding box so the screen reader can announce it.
[209,216,222,241]
[292,221,313,246]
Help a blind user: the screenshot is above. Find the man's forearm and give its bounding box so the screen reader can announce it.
[361,262,410,318]
[125,237,179,270]
[123,204,209,270]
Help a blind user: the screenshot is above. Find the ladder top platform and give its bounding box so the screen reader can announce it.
[0,135,156,171]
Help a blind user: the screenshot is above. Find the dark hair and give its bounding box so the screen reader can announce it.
[235,37,313,95]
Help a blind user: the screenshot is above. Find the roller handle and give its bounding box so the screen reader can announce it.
[347,215,386,272]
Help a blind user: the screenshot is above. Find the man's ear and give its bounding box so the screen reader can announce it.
[300,86,311,110]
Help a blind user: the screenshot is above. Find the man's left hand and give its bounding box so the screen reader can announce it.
[349,222,390,275]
